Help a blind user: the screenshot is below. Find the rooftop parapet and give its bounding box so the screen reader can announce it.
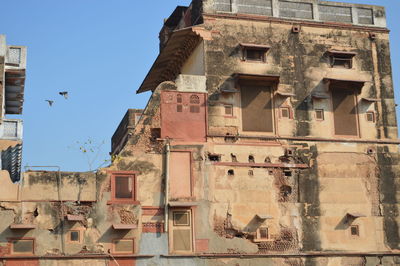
[111,109,143,156]
[204,0,386,28]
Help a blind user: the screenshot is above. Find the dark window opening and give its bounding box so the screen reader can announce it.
[315,109,324,120]
[244,48,266,62]
[330,53,355,69]
[350,225,359,236]
[115,176,133,199]
[228,169,235,176]
[248,170,254,176]
[280,107,290,118]
[248,155,255,163]
[285,148,295,157]
[265,157,271,163]
[151,128,161,140]
[366,111,375,123]
[70,231,80,242]
[284,170,292,177]
[208,154,221,162]
[177,105,183,112]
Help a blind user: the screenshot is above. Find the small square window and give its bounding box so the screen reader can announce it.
[315,109,324,121]
[255,227,269,241]
[69,230,80,243]
[173,211,190,226]
[112,239,134,254]
[110,172,137,204]
[11,239,34,255]
[350,225,359,236]
[280,107,290,119]
[366,112,375,123]
[224,105,233,116]
[241,44,269,63]
[245,49,265,62]
[329,52,355,69]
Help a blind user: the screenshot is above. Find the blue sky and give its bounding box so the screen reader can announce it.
[0,0,398,172]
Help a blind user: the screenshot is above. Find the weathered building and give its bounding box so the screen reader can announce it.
[0,35,26,182]
[1,0,400,265]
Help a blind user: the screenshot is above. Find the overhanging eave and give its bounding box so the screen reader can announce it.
[136,27,211,94]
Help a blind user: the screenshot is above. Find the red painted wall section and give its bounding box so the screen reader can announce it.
[195,239,209,252]
[161,91,207,142]
[109,258,135,266]
[169,151,192,199]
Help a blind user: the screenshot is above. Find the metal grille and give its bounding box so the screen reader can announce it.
[214,0,232,12]
[279,1,313,19]
[237,0,273,16]
[3,120,18,138]
[318,5,352,23]
[358,8,373,25]
[8,47,21,65]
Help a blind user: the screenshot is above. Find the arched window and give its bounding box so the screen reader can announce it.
[189,94,200,113]
[190,95,200,104]
[177,94,183,103]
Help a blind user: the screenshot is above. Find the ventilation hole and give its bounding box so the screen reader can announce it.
[280,185,292,196]
[228,169,234,176]
[208,154,221,162]
[284,170,292,177]
[268,170,274,175]
[231,154,237,162]
[33,208,39,217]
[248,155,255,163]
[264,157,271,163]
[248,170,254,176]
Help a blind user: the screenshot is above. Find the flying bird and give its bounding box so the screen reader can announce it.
[45,100,54,106]
[59,91,68,99]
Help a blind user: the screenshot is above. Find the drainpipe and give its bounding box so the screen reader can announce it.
[164,141,170,233]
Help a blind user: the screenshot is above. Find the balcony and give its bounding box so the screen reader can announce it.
[0,119,23,140]
[5,46,27,115]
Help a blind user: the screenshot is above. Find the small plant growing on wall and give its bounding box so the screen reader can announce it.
[68,138,110,171]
